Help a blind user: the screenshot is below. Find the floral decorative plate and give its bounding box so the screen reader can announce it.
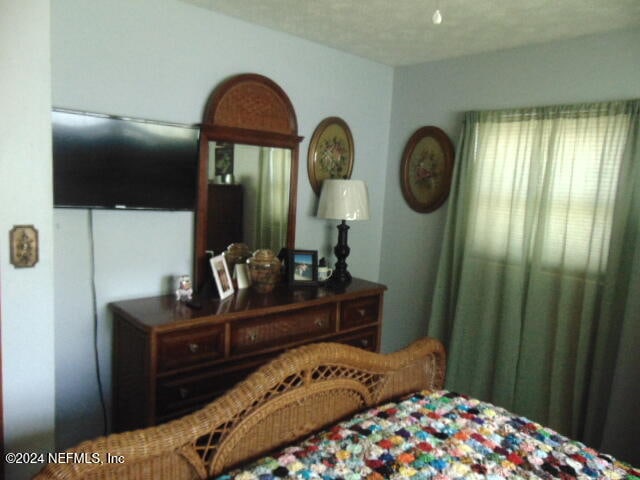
[308,117,354,195]
[401,126,454,213]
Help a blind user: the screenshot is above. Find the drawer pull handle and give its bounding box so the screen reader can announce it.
[188,343,199,354]
[357,308,367,317]
[314,318,325,328]
[361,339,369,347]
[248,332,258,343]
[179,387,190,399]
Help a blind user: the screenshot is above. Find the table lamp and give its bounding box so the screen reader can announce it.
[317,179,370,285]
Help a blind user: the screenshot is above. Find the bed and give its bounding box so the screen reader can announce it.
[34,337,637,480]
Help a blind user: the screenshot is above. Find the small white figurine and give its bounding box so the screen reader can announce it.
[175,275,193,302]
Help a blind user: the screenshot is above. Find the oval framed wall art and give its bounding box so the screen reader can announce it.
[307,117,354,195]
[400,126,454,213]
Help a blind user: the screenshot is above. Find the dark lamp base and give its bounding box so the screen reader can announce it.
[330,220,352,286]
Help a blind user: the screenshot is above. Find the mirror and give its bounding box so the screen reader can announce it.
[206,142,291,254]
[194,74,303,288]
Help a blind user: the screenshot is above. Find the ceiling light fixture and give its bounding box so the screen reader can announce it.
[432,8,442,24]
[432,0,442,25]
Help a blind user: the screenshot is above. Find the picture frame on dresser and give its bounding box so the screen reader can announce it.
[210,254,234,300]
[287,249,319,286]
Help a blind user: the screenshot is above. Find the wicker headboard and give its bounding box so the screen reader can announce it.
[35,337,445,480]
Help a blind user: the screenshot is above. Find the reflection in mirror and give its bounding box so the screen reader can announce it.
[207,142,291,255]
[194,73,302,289]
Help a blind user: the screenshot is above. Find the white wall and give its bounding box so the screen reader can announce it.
[51,0,393,449]
[0,1,56,478]
[53,208,194,447]
[380,27,640,354]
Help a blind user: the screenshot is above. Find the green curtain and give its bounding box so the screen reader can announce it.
[428,100,640,458]
[255,147,291,251]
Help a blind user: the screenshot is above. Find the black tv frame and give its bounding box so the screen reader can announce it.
[52,108,200,211]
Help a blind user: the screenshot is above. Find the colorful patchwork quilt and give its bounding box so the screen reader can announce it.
[217,390,639,480]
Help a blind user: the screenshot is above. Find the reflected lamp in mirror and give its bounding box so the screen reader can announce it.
[317,179,370,285]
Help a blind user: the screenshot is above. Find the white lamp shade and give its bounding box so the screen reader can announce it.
[317,179,370,221]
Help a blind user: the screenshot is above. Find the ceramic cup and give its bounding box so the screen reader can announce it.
[318,266,333,282]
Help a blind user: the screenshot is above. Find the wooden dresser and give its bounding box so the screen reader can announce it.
[110,278,386,432]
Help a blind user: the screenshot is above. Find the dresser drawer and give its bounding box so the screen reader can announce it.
[156,358,275,417]
[157,325,225,372]
[231,305,335,354]
[341,296,380,330]
[335,327,378,351]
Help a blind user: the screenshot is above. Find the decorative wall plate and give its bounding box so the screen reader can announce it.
[307,117,354,195]
[400,126,454,213]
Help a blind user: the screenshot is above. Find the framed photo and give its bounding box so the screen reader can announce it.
[400,126,454,213]
[307,117,354,195]
[214,142,234,176]
[210,254,235,300]
[287,249,318,286]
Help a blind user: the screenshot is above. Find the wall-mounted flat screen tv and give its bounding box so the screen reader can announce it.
[52,109,199,210]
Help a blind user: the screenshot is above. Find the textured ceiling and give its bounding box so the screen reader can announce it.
[181,0,640,66]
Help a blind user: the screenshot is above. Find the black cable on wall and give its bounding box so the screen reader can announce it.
[88,210,108,436]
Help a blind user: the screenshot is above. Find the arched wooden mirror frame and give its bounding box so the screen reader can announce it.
[195,73,303,289]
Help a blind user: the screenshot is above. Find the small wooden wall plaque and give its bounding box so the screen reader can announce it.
[10,225,38,268]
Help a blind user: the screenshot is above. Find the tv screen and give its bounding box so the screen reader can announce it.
[52,109,199,210]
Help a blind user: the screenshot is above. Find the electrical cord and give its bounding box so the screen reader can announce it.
[88,210,108,435]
